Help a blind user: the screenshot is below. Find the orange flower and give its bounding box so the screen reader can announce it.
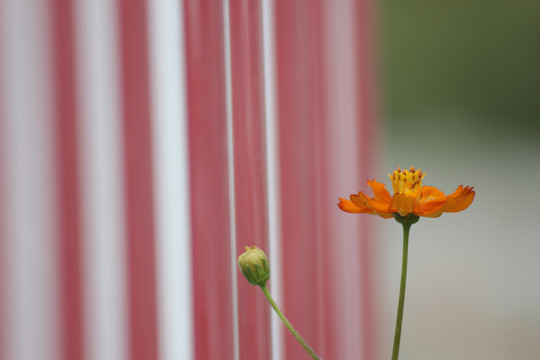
[338,167,475,219]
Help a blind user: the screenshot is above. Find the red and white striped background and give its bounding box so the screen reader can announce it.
[0,0,377,359]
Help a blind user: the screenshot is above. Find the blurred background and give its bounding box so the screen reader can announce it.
[1,0,539,360]
[375,0,540,359]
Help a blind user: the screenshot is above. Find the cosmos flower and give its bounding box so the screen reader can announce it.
[338,167,475,219]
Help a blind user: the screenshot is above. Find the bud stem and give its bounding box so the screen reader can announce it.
[392,222,412,360]
[260,284,321,360]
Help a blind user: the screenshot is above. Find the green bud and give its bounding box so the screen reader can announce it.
[237,246,270,286]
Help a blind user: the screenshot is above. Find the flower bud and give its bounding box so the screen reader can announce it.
[237,246,270,286]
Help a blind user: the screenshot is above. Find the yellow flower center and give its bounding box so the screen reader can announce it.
[389,167,425,198]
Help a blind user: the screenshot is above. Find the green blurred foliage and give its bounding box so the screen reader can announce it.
[378,0,540,138]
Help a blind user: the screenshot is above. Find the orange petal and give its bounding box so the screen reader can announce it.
[373,211,395,219]
[419,186,446,203]
[443,185,475,213]
[422,209,445,218]
[351,193,394,219]
[342,193,393,218]
[418,186,447,215]
[365,197,392,213]
[361,195,394,218]
[389,193,420,216]
[367,179,392,203]
[338,197,370,214]
[350,193,376,214]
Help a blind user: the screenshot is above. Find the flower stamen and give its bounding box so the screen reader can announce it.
[389,167,425,198]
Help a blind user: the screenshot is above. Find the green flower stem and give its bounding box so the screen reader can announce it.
[392,222,412,360]
[260,284,321,360]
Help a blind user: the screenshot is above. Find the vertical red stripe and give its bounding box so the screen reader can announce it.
[274,0,329,358]
[117,1,159,359]
[0,67,5,360]
[228,0,271,358]
[355,0,378,358]
[49,1,84,359]
[310,4,337,359]
[184,1,236,359]
[275,0,377,358]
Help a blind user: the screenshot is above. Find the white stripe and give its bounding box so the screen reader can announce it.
[261,0,283,359]
[73,0,128,359]
[147,0,194,359]
[0,0,60,359]
[222,0,240,359]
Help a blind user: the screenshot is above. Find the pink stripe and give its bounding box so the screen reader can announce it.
[274,1,329,358]
[310,4,337,357]
[117,1,159,359]
[183,1,236,359]
[49,1,84,359]
[355,0,378,358]
[0,83,5,360]
[274,0,377,358]
[228,0,271,358]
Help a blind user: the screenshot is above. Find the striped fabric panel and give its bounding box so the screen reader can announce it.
[0,77,4,360]
[353,0,378,358]
[260,0,283,357]
[228,0,272,359]
[273,0,329,357]
[273,0,376,358]
[0,111,4,360]
[116,0,160,359]
[0,0,376,359]
[1,2,61,360]
[75,0,128,359]
[49,1,85,359]
[183,0,236,359]
[147,0,193,359]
